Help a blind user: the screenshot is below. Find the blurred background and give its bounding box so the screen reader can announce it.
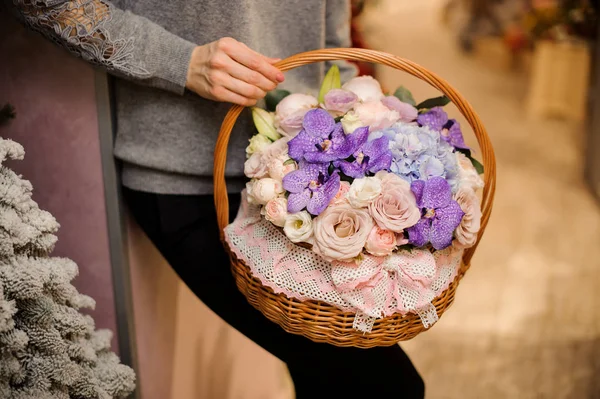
[1,0,599,398]
[356,1,600,398]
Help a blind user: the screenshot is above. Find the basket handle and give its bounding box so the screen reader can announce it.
[214,48,496,265]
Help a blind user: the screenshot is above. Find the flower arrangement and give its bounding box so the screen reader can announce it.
[243,66,484,265]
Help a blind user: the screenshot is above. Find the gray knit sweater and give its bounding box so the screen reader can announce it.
[9,0,356,194]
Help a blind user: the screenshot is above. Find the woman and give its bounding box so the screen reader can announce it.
[9,0,425,396]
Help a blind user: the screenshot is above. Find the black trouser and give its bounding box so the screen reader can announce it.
[123,188,425,398]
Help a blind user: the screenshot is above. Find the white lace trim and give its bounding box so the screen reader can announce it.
[13,0,149,78]
[225,192,463,333]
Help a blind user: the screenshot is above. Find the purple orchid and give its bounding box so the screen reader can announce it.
[288,108,368,163]
[407,177,464,250]
[417,107,468,150]
[282,162,341,216]
[334,136,392,178]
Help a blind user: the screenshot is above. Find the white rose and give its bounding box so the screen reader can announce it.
[347,177,382,208]
[244,152,267,179]
[284,211,314,243]
[340,112,364,134]
[246,134,272,156]
[247,178,283,205]
[453,187,482,249]
[456,152,484,192]
[267,155,297,181]
[341,75,385,102]
[244,137,290,179]
[275,93,319,137]
[261,197,289,227]
[246,180,259,205]
[350,101,400,132]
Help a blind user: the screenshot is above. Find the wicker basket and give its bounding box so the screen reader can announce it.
[214,48,496,348]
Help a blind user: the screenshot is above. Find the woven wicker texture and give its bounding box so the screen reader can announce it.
[214,48,496,347]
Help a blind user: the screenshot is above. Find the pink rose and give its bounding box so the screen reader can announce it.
[268,155,297,181]
[244,137,290,179]
[262,197,288,227]
[369,172,421,233]
[246,178,284,205]
[323,89,358,117]
[330,181,351,205]
[365,226,397,257]
[313,203,374,262]
[453,187,481,248]
[381,96,418,122]
[341,76,385,102]
[397,232,409,246]
[347,101,400,132]
[456,152,484,192]
[244,152,267,179]
[275,93,319,137]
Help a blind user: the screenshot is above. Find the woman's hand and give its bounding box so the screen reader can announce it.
[185,37,284,106]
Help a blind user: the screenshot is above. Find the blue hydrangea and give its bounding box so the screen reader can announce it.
[369,122,459,187]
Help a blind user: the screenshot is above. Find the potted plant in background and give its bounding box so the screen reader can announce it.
[522,0,598,120]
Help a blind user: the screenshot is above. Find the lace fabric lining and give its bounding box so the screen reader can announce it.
[12,0,149,78]
[225,191,464,333]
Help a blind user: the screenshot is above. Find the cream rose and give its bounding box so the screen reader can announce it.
[246,134,271,156]
[365,226,397,257]
[347,177,382,208]
[262,197,288,227]
[453,187,481,248]
[330,181,351,205]
[247,178,283,205]
[268,155,297,181]
[275,93,319,137]
[369,172,420,233]
[341,75,385,102]
[244,137,290,179]
[284,211,314,243]
[246,180,258,205]
[345,101,400,133]
[456,152,484,192]
[313,203,374,262]
[340,112,363,134]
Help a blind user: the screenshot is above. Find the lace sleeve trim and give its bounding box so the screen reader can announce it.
[13,0,150,78]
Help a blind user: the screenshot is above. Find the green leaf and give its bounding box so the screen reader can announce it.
[393,86,416,106]
[265,89,291,112]
[456,148,472,158]
[318,65,341,103]
[416,95,451,110]
[339,173,354,183]
[470,156,485,175]
[456,147,484,174]
[398,244,414,253]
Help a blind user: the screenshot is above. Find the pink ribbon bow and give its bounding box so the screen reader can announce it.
[331,248,460,320]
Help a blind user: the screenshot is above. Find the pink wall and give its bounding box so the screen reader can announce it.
[0,11,118,349]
